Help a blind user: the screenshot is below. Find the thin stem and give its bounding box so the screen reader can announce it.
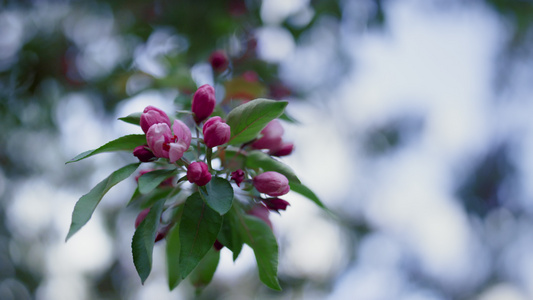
[195,126,201,159]
[206,147,213,171]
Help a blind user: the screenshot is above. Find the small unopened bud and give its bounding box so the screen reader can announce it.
[187,161,212,186]
[231,169,245,187]
[262,198,290,212]
[270,142,294,157]
[247,204,272,229]
[252,120,284,151]
[135,208,150,228]
[253,171,290,197]
[133,145,156,162]
[191,84,216,123]
[209,50,229,73]
[214,240,224,251]
[155,224,172,242]
[203,116,231,148]
[140,106,171,134]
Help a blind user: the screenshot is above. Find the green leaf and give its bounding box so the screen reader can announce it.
[278,112,299,124]
[131,198,165,284]
[217,207,244,261]
[238,214,281,291]
[66,163,140,241]
[226,99,288,145]
[246,151,300,184]
[289,182,327,210]
[189,248,220,289]
[199,177,234,215]
[179,193,223,279]
[140,188,174,209]
[66,134,147,164]
[127,187,142,207]
[118,112,141,126]
[138,169,179,195]
[166,210,183,290]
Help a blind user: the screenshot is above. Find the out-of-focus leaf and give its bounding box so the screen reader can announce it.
[138,169,179,194]
[179,192,223,279]
[132,198,165,284]
[66,163,140,241]
[66,135,146,163]
[238,214,281,291]
[226,99,287,145]
[224,77,267,102]
[199,177,234,215]
[118,112,141,126]
[246,150,300,183]
[289,182,328,210]
[189,248,220,290]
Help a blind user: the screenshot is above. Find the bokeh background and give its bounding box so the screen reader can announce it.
[2,0,533,299]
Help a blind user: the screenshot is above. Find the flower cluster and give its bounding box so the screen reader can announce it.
[65,81,321,292]
[130,84,295,250]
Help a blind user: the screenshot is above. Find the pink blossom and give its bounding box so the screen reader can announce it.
[203,116,231,148]
[192,84,216,123]
[187,161,212,186]
[146,120,191,163]
[253,171,290,197]
[140,106,171,134]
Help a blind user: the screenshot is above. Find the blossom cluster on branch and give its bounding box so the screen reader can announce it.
[65,50,325,292]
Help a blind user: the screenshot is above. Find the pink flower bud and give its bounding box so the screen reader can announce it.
[262,198,290,212]
[270,142,294,157]
[146,123,173,158]
[140,106,171,134]
[135,208,150,228]
[146,120,191,162]
[252,120,284,151]
[231,169,245,187]
[133,145,156,162]
[187,161,212,186]
[192,84,216,123]
[209,50,229,73]
[247,204,272,229]
[253,171,290,197]
[203,116,231,148]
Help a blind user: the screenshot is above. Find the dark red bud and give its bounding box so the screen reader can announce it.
[133,145,156,162]
[270,142,294,157]
[209,50,229,73]
[262,198,290,212]
[231,169,245,187]
[214,240,224,251]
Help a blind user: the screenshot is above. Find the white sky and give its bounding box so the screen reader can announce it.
[5,0,533,299]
